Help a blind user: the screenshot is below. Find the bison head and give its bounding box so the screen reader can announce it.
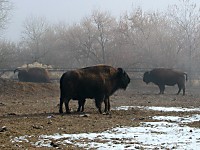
[17,69,29,82]
[143,71,151,84]
[117,68,130,89]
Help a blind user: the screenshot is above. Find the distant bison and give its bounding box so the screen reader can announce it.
[59,65,130,114]
[143,68,187,95]
[14,67,50,83]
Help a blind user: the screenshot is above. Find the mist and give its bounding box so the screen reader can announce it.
[0,0,200,80]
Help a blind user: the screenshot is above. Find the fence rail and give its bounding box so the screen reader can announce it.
[0,68,199,81]
[0,68,151,71]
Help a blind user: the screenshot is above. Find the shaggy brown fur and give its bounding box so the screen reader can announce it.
[14,67,50,83]
[143,68,187,95]
[59,65,130,114]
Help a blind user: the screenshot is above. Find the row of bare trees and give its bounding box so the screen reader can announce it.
[1,0,200,78]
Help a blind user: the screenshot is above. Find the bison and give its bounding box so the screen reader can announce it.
[143,68,187,95]
[59,65,130,114]
[14,67,50,83]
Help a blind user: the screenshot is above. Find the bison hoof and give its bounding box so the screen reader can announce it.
[102,112,110,115]
[59,110,63,114]
[77,109,83,112]
[66,111,71,114]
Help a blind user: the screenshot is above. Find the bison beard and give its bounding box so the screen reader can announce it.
[143,68,187,95]
[59,65,130,114]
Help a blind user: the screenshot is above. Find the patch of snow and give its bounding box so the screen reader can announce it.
[153,114,200,123]
[11,135,31,143]
[115,106,200,112]
[27,122,200,149]
[114,106,138,110]
[147,106,200,112]
[11,106,200,149]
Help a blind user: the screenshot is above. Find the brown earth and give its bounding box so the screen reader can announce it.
[0,78,200,149]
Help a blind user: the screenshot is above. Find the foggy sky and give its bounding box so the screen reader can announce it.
[4,0,200,42]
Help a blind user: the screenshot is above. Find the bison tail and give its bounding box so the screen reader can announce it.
[184,73,188,81]
[60,74,65,89]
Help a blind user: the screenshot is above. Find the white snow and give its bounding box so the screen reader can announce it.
[11,135,31,143]
[147,106,200,112]
[153,114,200,123]
[25,122,200,149]
[11,106,200,149]
[115,106,200,112]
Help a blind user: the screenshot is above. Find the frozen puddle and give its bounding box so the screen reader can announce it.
[11,106,200,149]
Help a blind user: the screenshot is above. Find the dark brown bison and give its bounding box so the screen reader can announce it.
[143,68,187,95]
[14,67,50,83]
[59,65,130,114]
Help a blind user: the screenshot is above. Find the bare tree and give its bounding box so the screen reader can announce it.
[91,10,116,64]
[119,8,178,68]
[0,40,16,68]
[67,18,103,66]
[168,0,200,74]
[0,0,13,67]
[61,10,117,67]
[0,0,12,35]
[21,16,50,63]
[50,23,81,67]
[15,3,200,71]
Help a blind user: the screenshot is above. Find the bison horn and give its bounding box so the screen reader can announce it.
[117,68,124,74]
[14,68,20,74]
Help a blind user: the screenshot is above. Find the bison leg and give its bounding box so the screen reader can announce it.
[183,86,185,95]
[95,96,104,114]
[64,98,71,114]
[177,83,185,95]
[59,97,71,114]
[104,96,110,114]
[158,85,165,94]
[97,102,102,114]
[81,99,86,112]
[108,97,110,111]
[59,97,64,114]
[77,99,86,112]
[77,99,82,112]
[177,86,181,95]
[104,98,108,113]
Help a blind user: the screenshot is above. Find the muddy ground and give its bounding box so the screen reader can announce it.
[0,78,200,149]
